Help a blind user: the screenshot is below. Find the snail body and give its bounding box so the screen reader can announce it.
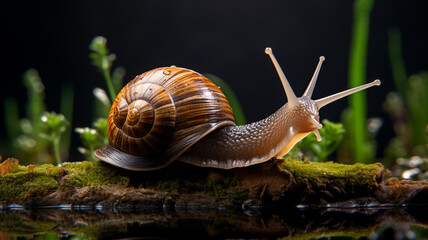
[95,48,380,170]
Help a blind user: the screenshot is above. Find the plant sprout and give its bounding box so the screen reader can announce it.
[89,36,119,102]
[39,112,69,165]
[75,118,108,162]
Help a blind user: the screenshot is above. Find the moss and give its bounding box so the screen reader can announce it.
[203,176,232,197]
[1,159,386,206]
[198,172,249,201]
[0,164,59,202]
[228,189,249,201]
[281,158,384,191]
[59,161,130,189]
[156,178,180,195]
[0,162,130,203]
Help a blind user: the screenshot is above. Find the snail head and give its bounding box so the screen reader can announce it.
[265,47,380,142]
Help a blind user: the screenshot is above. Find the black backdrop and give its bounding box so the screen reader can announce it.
[1,0,427,160]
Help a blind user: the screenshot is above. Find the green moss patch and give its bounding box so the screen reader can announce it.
[0,164,59,202]
[202,174,249,201]
[0,162,130,203]
[281,158,384,191]
[60,161,130,188]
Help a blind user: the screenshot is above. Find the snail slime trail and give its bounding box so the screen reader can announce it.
[95,48,381,171]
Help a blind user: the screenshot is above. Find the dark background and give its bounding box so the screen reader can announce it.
[1,0,427,161]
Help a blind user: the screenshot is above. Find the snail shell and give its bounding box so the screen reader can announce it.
[95,67,236,170]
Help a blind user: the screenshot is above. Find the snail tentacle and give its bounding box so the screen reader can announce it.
[303,56,325,98]
[315,79,381,109]
[265,47,299,107]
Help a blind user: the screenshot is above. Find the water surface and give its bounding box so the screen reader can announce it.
[1,205,427,239]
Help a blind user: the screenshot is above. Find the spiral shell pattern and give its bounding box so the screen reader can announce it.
[106,67,235,166]
[108,81,176,156]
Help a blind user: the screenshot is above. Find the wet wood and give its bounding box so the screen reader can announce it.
[0,159,427,209]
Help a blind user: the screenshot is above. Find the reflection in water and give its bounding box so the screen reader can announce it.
[0,206,427,239]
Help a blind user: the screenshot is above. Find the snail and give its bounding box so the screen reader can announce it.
[94,47,380,171]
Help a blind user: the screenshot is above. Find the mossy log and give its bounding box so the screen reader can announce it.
[0,158,427,209]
